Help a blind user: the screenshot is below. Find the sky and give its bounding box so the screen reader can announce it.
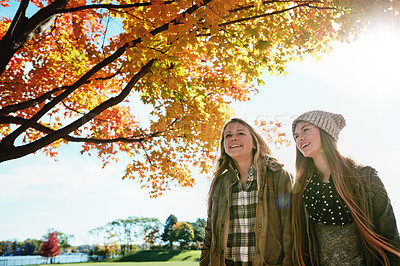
[1,18,400,246]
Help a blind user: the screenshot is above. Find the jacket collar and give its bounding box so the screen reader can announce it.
[263,155,284,172]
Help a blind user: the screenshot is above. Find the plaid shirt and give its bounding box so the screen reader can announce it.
[226,165,258,264]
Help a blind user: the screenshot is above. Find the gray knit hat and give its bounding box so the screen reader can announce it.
[292,110,346,141]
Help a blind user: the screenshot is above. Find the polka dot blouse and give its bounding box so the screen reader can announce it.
[303,173,352,226]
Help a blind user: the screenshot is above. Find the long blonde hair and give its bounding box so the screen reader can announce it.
[292,129,399,265]
[207,118,274,205]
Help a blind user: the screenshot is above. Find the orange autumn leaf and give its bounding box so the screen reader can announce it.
[255,120,291,149]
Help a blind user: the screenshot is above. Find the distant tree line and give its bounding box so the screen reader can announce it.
[0,239,42,256]
[88,215,206,258]
[0,215,206,259]
[0,231,75,256]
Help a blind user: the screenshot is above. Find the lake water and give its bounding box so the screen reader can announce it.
[0,253,89,266]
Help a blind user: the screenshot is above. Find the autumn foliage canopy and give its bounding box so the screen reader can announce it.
[0,0,398,196]
[39,231,60,258]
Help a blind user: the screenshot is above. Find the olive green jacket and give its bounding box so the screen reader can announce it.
[303,166,400,265]
[200,156,293,266]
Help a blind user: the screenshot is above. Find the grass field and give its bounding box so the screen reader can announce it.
[55,262,198,266]
[111,250,200,262]
[53,250,200,266]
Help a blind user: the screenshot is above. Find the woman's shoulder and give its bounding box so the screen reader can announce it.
[356,165,386,191]
[263,155,284,171]
[209,169,237,199]
[357,165,379,180]
[262,155,293,182]
[212,168,236,186]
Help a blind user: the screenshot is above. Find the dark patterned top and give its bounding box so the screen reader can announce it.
[314,222,366,265]
[226,165,258,264]
[303,173,352,225]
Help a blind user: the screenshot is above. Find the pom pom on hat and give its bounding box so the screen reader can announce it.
[292,110,346,141]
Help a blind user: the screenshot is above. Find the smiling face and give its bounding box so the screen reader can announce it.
[223,122,255,163]
[294,121,322,159]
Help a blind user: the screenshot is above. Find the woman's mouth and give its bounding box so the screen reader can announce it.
[230,144,241,149]
[301,143,310,150]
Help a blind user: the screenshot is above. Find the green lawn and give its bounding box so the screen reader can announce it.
[52,250,200,266]
[54,262,198,266]
[111,250,200,262]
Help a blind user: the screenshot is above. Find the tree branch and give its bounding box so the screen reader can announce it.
[56,1,175,14]
[0,115,165,144]
[0,0,69,74]
[221,2,312,27]
[196,1,335,36]
[0,67,120,117]
[229,0,324,13]
[0,86,65,116]
[7,0,29,38]
[140,142,156,168]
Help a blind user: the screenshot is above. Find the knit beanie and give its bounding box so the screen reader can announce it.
[292,110,346,141]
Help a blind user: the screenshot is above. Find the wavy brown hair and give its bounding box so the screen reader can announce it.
[207,118,276,205]
[292,129,400,265]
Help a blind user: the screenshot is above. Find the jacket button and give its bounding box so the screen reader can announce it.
[256,250,260,254]
[258,224,262,228]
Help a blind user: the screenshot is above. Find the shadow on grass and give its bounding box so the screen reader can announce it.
[114,250,193,262]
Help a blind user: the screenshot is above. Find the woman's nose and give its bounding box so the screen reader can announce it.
[296,134,304,142]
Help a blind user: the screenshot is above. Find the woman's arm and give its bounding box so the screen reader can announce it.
[199,216,211,266]
[277,170,294,266]
[362,166,400,262]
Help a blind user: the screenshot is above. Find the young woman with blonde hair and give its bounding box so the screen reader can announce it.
[292,110,400,265]
[200,118,293,265]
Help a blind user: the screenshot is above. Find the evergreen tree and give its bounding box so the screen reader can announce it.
[190,218,206,248]
[22,239,41,255]
[161,214,177,249]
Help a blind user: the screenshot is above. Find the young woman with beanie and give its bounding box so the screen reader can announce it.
[292,110,400,265]
[200,118,293,265]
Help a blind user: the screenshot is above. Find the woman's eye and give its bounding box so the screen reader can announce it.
[225,134,232,138]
